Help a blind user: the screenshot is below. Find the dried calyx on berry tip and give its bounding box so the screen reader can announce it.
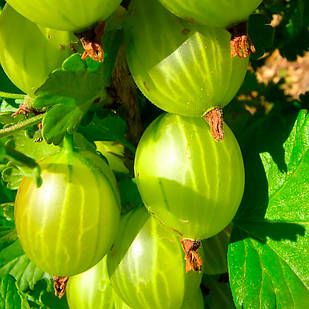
[204,107,224,142]
[181,239,203,272]
[76,21,106,62]
[53,276,69,299]
[228,22,255,58]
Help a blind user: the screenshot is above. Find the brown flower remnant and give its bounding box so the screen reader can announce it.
[77,21,106,62]
[181,239,203,272]
[204,107,224,142]
[228,22,255,58]
[230,35,256,58]
[53,276,69,299]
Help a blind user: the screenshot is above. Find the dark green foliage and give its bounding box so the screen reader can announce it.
[0,0,308,307]
[252,0,309,61]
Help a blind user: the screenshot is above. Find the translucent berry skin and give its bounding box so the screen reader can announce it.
[125,0,248,117]
[107,207,203,309]
[6,0,122,31]
[158,0,263,28]
[15,149,121,276]
[134,113,245,240]
[0,5,73,96]
[202,227,231,275]
[67,256,131,309]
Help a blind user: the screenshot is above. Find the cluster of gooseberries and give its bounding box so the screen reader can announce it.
[0,0,262,307]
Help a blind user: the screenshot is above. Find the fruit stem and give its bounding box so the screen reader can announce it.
[2,143,42,187]
[63,134,75,153]
[4,144,37,169]
[109,44,143,147]
[0,114,43,139]
[0,91,25,100]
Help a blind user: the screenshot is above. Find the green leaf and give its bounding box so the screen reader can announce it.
[26,279,69,309]
[0,143,5,160]
[0,167,15,204]
[0,208,48,292]
[1,144,42,188]
[0,275,26,309]
[285,0,306,38]
[2,163,37,191]
[0,100,18,113]
[8,131,59,161]
[95,141,129,174]
[0,209,63,307]
[62,53,86,72]
[80,113,126,140]
[277,0,308,59]
[0,235,23,272]
[0,240,48,292]
[1,130,59,189]
[248,14,274,59]
[0,203,14,223]
[79,113,135,152]
[118,175,143,213]
[229,110,309,308]
[33,70,106,145]
[33,30,123,145]
[0,225,16,251]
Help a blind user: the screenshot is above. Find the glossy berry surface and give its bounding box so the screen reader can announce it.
[15,147,121,276]
[107,207,203,309]
[134,113,245,240]
[0,5,73,96]
[6,0,122,31]
[158,0,263,28]
[125,0,248,117]
[67,256,131,309]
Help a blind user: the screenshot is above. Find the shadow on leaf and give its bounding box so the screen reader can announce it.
[230,109,307,244]
[235,221,306,244]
